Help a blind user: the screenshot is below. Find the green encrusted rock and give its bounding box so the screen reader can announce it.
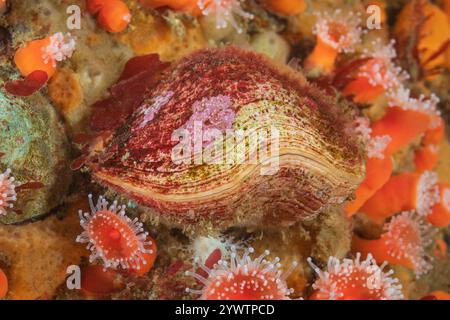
[0,85,72,224]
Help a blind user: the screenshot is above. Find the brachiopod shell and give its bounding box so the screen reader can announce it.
[86,47,365,230]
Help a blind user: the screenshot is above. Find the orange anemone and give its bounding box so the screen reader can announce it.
[341,40,406,103]
[352,211,436,276]
[260,0,306,16]
[371,107,431,156]
[96,0,131,33]
[304,10,362,74]
[14,38,55,77]
[427,183,450,227]
[14,33,76,78]
[345,156,393,216]
[414,145,439,173]
[360,171,439,224]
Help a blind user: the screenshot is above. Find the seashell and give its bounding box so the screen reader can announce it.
[85,47,365,230]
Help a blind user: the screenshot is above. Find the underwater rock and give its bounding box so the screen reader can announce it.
[0,79,71,224]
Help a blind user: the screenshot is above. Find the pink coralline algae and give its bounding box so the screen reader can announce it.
[138,91,174,129]
[180,94,236,145]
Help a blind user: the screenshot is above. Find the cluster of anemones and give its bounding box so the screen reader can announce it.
[297,6,448,290]
[346,88,446,278]
[351,85,450,228]
[339,42,446,277]
[184,240,405,300]
[345,85,446,220]
[304,11,413,103]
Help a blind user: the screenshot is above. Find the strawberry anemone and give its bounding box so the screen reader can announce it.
[308,253,404,300]
[336,40,408,103]
[186,246,297,300]
[353,211,437,277]
[305,9,363,74]
[76,194,155,270]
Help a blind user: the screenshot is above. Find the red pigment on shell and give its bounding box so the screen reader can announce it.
[89,47,359,181]
[89,54,170,132]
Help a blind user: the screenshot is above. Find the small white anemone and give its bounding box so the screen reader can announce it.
[0,168,17,216]
[42,32,76,67]
[191,235,236,265]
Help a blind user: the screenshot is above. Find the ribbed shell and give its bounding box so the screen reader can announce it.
[88,47,365,230]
